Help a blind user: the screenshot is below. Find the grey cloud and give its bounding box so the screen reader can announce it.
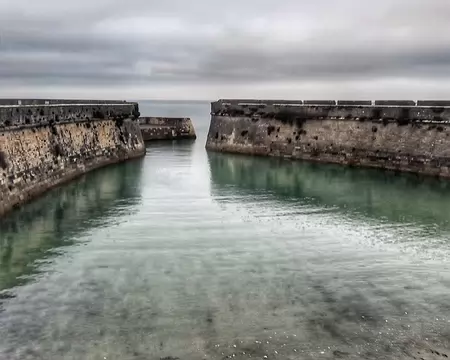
[1,0,450,98]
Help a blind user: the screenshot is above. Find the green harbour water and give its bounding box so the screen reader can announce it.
[1,101,450,359]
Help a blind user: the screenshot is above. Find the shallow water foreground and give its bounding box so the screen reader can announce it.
[1,102,450,360]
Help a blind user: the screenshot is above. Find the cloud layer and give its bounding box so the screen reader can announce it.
[1,0,450,99]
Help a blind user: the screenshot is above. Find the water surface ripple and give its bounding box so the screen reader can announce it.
[1,101,450,360]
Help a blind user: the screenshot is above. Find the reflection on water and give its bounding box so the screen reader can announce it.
[0,159,143,292]
[1,101,450,360]
[207,152,450,358]
[209,152,450,259]
[208,152,450,228]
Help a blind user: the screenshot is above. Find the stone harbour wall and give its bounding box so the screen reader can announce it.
[139,117,196,141]
[0,99,145,216]
[206,99,450,178]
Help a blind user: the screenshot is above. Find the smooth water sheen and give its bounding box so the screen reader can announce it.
[1,101,450,360]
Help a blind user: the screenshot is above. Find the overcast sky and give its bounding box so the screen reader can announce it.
[1,0,450,100]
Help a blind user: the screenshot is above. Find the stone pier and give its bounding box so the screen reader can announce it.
[0,99,145,216]
[206,99,450,178]
[139,117,196,141]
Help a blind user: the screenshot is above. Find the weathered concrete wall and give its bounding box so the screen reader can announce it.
[139,117,196,141]
[0,99,145,216]
[206,99,450,178]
